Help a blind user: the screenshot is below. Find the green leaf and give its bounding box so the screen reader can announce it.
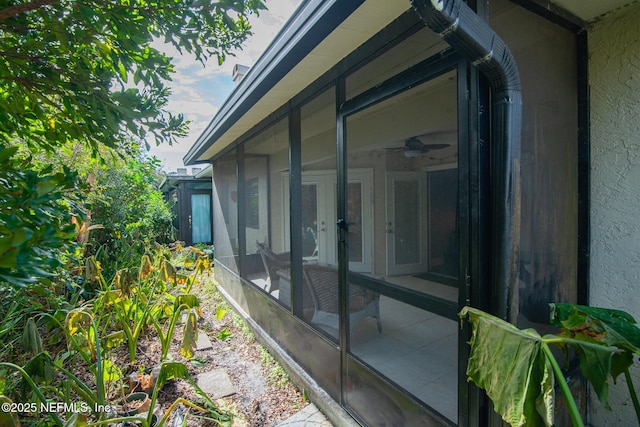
[23,352,55,390]
[550,303,639,408]
[176,294,200,314]
[559,336,617,408]
[217,327,232,342]
[180,311,198,358]
[155,362,191,389]
[460,307,554,426]
[95,359,122,383]
[0,146,18,162]
[103,330,126,350]
[550,303,640,354]
[159,259,177,283]
[22,317,44,354]
[215,306,226,321]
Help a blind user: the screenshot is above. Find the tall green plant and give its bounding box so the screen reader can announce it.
[152,294,201,361]
[100,258,163,365]
[459,306,623,427]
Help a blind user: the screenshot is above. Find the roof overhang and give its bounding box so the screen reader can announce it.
[183,0,637,165]
[183,0,409,165]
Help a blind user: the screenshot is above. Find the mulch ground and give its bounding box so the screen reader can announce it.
[117,273,308,426]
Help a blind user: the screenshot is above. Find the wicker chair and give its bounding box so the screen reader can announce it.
[256,242,290,293]
[302,263,382,334]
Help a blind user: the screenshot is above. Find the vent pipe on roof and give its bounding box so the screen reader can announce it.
[411,0,522,323]
[232,64,250,83]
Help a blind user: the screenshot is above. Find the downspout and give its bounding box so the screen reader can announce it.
[411,0,522,323]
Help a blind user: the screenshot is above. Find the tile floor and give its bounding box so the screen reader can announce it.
[351,295,459,422]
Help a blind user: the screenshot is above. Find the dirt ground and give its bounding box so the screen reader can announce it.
[123,275,308,426]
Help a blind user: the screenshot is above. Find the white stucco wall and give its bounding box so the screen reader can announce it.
[589,2,640,425]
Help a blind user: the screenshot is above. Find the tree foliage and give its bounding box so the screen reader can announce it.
[87,151,175,277]
[0,144,83,286]
[0,0,265,286]
[0,0,265,153]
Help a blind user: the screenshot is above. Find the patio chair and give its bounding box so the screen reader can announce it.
[302,263,382,334]
[256,242,290,293]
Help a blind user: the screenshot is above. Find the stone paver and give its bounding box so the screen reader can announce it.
[276,403,333,427]
[195,330,213,350]
[197,368,236,399]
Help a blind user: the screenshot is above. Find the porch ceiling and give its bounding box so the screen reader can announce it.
[549,0,637,21]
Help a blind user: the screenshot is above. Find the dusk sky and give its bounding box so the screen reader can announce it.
[149,0,300,173]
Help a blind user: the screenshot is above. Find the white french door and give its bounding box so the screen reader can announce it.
[385,171,427,275]
[283,169,373,272]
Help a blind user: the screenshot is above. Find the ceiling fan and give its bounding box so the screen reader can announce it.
[387,133,451,158]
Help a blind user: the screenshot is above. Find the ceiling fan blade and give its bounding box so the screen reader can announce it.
[420,143,451,152]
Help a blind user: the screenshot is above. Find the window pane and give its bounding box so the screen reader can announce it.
[241,118,289,305]
[347,182,363,263]
[346,26,448,99]
[394,179,420,265]
[213,150,239,273]
[345,70,458,291]
[427,168,458,278]
[345,69,459,422]
[299,87,338,336]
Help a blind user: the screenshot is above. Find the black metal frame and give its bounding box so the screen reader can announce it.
[289,107,304,315]
[204,1,591,425]
[336,52,471,424]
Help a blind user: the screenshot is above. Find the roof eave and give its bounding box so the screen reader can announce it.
[183,0,366,165]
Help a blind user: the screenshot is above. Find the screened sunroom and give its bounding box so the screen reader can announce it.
[184,0,589,425]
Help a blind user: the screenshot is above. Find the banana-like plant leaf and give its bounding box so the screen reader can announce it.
[176,294,201,316]
[155,362,191,389]
[23,352,55,389]
[22,317,44,354]
[159,259,177,284]
[195,255,211,275]
[180,311,198,359]
[103,330,126,350]
[113,268,134,296]
[93,359,122,383]
[65,309,97,361]
[138,255,154,281]
[460,307,555,426]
